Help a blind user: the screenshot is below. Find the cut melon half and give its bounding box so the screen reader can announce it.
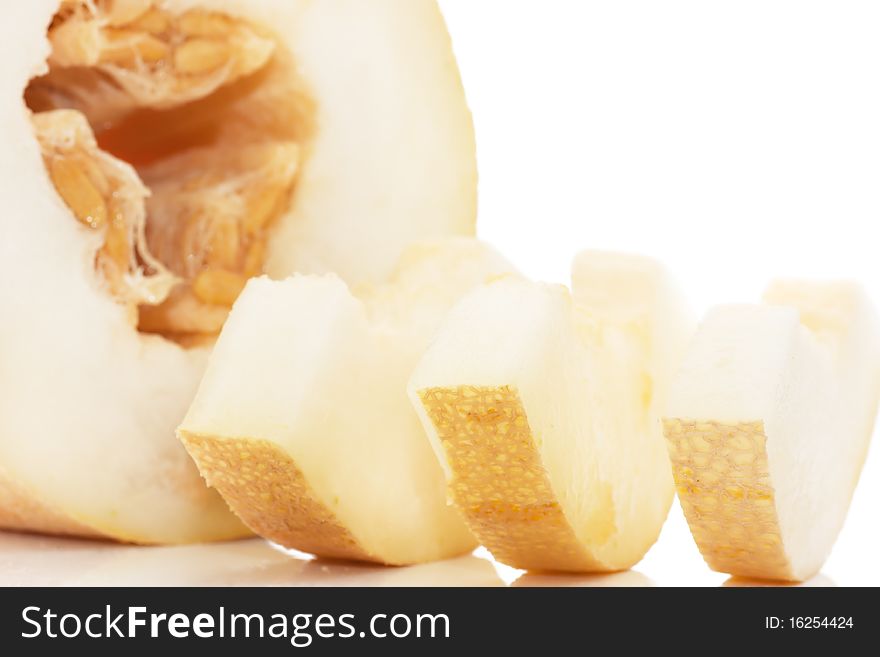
[663,281,880,581]
[178,240,517,565]
[409,252,691,572]
[0,0,475,543]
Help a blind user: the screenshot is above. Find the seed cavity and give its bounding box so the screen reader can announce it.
[29,1,304,343]
[38,1,276,121]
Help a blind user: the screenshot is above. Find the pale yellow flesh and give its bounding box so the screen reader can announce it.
[0,470,101,539]
[419,386,606,572]
[663,419,792,580]
[177,242,511,564]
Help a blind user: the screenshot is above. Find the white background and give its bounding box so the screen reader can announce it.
[440,0,880,586]
[1,0,877,587]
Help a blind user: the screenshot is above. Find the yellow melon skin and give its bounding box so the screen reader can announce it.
[0,0,476,544]
[417,385,613,572]
[664,419,792,580]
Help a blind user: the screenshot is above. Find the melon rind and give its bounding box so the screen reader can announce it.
[664,282,880,581]
[409,252,691,572]
[178,239,516,564]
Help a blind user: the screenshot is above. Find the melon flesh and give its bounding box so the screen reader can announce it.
[409,252,691,572]
[664,281,880,581]
[178,239,516,565]
[0,0,475,543]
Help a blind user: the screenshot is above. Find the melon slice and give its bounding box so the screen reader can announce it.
[409,252,691,572]
[663,281,880,581]
[178,240,517,565]
[0,0,476,543]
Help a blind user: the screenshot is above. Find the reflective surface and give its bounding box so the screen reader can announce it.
[0,533,504,587]
[0,511,840,588]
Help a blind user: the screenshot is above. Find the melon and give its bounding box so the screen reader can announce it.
[664,281,880,581]
[0,0,476,543]
[409,252,691,572]
[178,239,516,564]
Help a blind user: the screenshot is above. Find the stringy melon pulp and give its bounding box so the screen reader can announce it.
[25,0,311,343]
